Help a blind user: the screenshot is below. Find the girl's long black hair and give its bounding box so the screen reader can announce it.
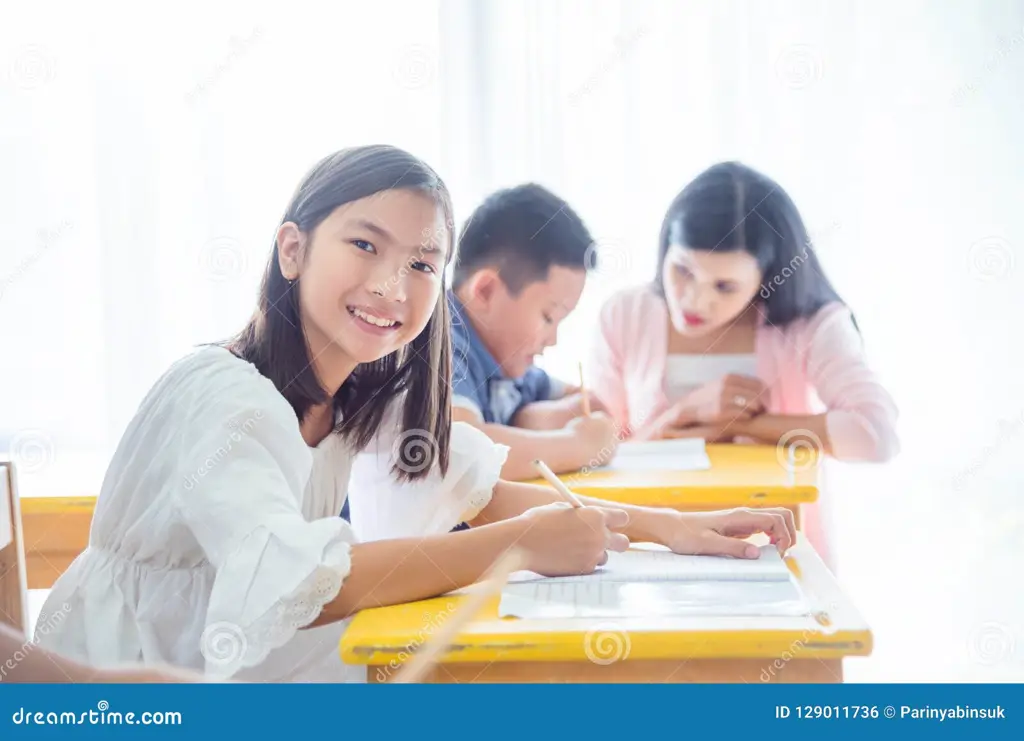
[654,161,848,327]
[229,145,454,481]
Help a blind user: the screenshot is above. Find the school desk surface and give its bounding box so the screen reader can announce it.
[339,540,870,684]
[526,443,818,516]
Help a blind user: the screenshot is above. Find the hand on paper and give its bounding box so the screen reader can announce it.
[656,507,796,559]
[565,411,621,463]
[517,502,630,576]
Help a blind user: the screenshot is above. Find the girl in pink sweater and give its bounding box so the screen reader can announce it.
[590,162,899,567]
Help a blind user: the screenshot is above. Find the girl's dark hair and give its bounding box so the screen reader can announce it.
[228,145,454,481]
[655,161,848,327]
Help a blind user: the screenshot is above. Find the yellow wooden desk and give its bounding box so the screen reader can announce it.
[340,540,869,683]
[526,444,819,524]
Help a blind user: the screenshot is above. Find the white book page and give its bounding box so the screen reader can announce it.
[597,438,711,472]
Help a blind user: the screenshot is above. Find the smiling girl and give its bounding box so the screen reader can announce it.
[589,161,898,567]
[34,148,796,682]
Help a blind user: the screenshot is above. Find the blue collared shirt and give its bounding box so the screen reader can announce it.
[449,293,561,425]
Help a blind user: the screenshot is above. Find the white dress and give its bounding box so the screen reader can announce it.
[33,346,507,682]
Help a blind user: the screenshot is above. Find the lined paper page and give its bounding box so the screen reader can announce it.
[498,579,811,619]
[597,438,711,472]
[507,545,791,585]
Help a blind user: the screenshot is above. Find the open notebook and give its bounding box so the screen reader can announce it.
[498,545,812,619]
[596,439,711,472]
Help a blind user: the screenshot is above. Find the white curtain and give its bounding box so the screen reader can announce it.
[4,0,1023,681]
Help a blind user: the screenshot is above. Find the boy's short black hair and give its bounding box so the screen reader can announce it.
[452,183,594,294]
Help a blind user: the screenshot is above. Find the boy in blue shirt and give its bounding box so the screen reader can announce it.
[450,184,619,480]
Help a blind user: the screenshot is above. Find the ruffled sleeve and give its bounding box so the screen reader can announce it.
[345,399,509,541]
[173,353,355,679]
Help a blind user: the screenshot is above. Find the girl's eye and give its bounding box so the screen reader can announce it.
[716,281,737,293]
[351,239,376,254]
[411,261,437,275]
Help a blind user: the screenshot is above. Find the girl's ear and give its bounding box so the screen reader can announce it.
[276,222,305,280]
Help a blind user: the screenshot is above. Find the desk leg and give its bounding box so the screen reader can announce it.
[369,658,843,683]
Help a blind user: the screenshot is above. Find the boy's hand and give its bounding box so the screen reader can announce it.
[566,412,621,463]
